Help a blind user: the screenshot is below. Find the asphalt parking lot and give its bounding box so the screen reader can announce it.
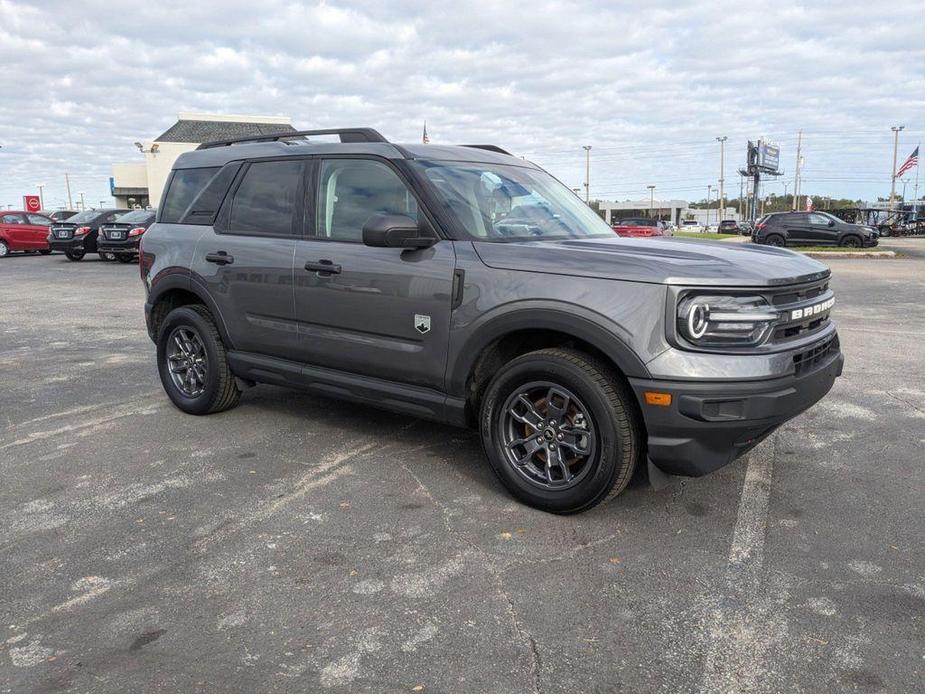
[1,242,923,693]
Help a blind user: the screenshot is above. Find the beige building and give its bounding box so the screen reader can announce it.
[111,112,296,208]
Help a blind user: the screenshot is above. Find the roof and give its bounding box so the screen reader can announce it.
[173,140,535,170]
[154,119,299,144]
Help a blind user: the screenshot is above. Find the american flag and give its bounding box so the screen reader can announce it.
[422,122,430,144]
[896,146,919,178]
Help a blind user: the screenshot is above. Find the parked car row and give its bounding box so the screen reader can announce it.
[0,208,156,261]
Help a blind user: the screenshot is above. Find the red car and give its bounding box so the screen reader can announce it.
[0,211,54,257]
[612,217,672,238]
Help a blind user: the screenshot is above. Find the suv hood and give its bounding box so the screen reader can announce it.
[473,236,830,287]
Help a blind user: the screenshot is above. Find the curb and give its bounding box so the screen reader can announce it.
[802,251,897,259]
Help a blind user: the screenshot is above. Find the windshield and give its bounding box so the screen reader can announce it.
[117,209,156,223]
[411,161,615,241]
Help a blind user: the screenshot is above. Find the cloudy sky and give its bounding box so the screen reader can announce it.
[1,0,923,211]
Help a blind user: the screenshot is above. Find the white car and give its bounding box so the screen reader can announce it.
[680,220,704,233]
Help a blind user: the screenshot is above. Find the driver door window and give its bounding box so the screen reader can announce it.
[315,159,417,242]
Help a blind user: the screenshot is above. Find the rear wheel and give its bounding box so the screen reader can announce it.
[65,249,85,261]
[0,241,8,258]
[479,348,640,514]
[764,234,786,247]
[840,235,862,248]
[157,305,240,415]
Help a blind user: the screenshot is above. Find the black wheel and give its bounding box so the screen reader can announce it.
[157,305,240,415]
[840,235,861,248]
[764,234,786,247]
[39,249,52,255]
[479,348,640,514]
[116,254,135,263]
[65,249,85,261]
[0,240,8,258]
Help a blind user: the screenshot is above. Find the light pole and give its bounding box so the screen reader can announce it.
[890,125,905,210]
[582,145,592,203]
[36,183,46,209]
[716,136,727,222]
[706,184,712,228]
[647,185,656,215]
[901,179,909,203]
[78,192,86,211]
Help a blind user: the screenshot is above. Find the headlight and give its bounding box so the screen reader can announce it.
[677,294,779,347]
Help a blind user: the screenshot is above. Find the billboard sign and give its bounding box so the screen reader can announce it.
[757,141,780,173]
[23,195,41,212]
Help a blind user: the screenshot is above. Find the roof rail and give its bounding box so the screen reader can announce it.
[460,144,512,155]
[197,127,389,150]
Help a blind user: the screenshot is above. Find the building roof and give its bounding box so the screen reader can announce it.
[154,119,298,144]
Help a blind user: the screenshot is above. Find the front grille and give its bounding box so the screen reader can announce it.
[766,278,833,345]
[793,334,839,374]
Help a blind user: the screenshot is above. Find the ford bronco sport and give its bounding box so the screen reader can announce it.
[141,128,843,514]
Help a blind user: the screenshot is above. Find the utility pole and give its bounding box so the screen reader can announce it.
[583,145,592,203]
[64,173,73,210]
[36,183,46,209]
[716,136,727,222]
[647,185,655,215]
[792,130,802,211]
[889,125,905,210]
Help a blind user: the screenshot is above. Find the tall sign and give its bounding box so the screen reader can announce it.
[23,195,41,212]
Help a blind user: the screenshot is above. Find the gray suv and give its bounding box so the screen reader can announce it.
[141,128,843,514]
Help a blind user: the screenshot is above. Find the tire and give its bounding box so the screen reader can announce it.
[479,348,641,514]
[764,234,786,247]
[116,254,135,263]
[65,249,85,261]
[0,240,8,258]
[156,305,240,415]
[840,235,861,248]
[39,249,52,255]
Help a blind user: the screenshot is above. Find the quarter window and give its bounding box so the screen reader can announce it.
[316,159,417,242]
[227,160,304,237]
[160,167,220,223]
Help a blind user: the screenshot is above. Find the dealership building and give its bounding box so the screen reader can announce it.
[110,112,296,208]
[597,199,739,226]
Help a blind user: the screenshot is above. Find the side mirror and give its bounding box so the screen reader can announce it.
[827,220,835,227]
[362,214,435,249]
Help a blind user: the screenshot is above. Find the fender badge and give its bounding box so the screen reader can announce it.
[414,314,431,334]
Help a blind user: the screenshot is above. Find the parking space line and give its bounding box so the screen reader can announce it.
[699,436,776,693]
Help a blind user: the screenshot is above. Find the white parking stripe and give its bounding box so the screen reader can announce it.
[699,436,776,693]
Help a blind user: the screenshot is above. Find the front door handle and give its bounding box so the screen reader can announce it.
[304,259,341,275]
[205,251,234,265]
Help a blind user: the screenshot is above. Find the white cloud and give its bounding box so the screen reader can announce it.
[0,0,922,209]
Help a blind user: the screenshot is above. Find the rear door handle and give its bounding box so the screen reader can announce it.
[304,259,341,275]
[205,251,234,265]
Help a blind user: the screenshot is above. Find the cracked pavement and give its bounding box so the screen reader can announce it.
[1,244,924,693]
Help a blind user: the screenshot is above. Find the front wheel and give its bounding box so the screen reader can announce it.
[65,249,85,261]
[479,348,640,514]
[156,305,240,415]
[840,235,862,248]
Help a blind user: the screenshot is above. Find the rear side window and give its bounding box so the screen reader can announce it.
[226,160,304,237]
[160,167,219,223]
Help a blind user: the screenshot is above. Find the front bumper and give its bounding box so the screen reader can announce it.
[630,341,843,477]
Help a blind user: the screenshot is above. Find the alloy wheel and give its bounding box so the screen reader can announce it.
[499,381,597,490]
[166,326,209,397]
